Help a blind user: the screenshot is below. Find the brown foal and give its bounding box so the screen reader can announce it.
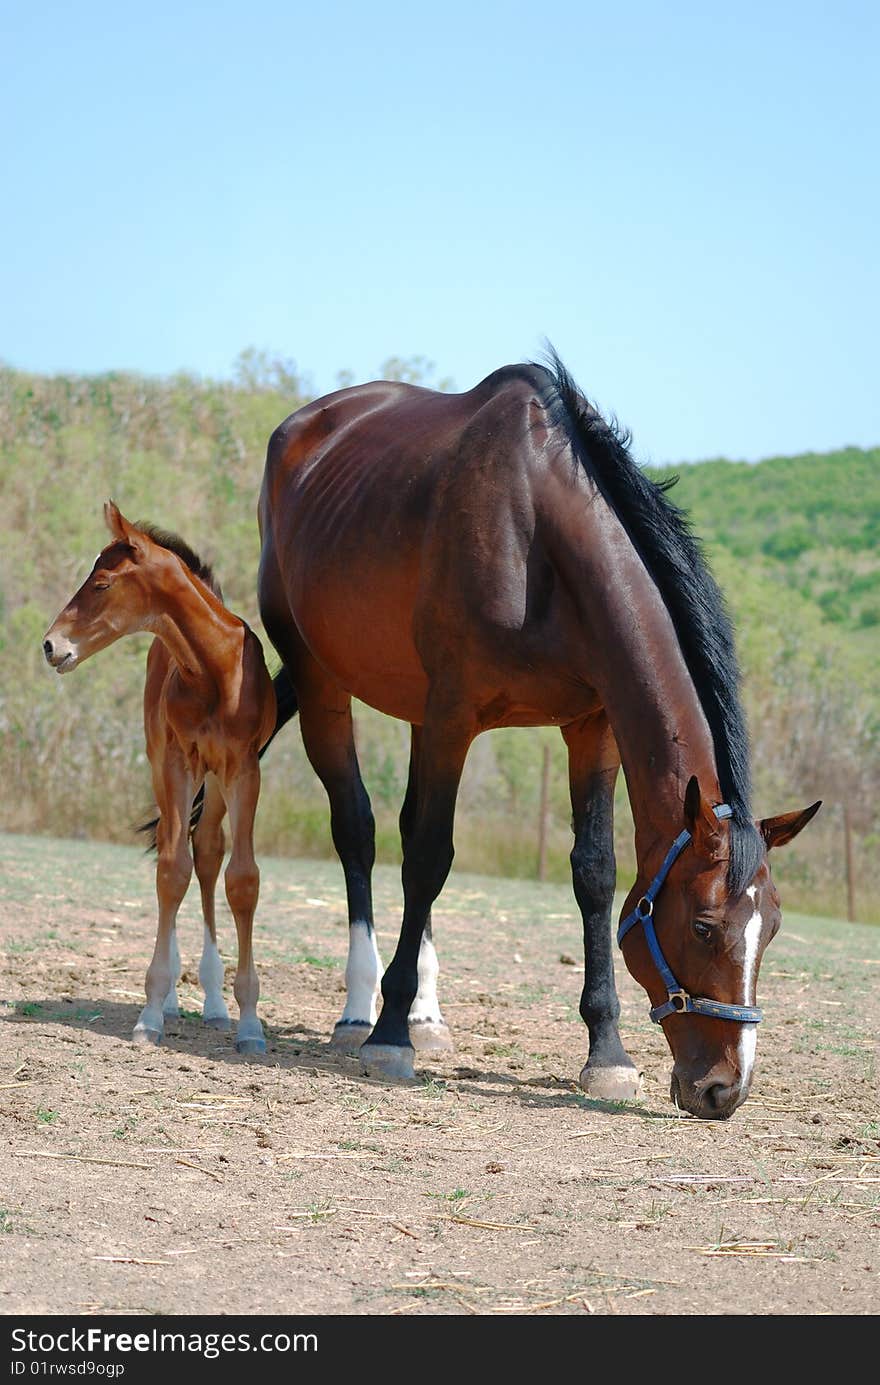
[43,503,275,1053]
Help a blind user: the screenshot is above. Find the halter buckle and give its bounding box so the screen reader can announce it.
[667,990,690,1013]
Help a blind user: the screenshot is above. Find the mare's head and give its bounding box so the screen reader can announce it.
[43,503,163,673]
[619,777,820,1120]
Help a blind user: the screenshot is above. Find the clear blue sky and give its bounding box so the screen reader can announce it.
[2,1,877,462]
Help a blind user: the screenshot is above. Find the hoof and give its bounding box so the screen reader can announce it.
[330,1021,374,1054]
[360,1042,416,1082]
[236,1036,266,1056]
[132,1025,162,1047]
[203,1015,231,1031]
[409,1019,454,1054]
[578,1062,643,1102]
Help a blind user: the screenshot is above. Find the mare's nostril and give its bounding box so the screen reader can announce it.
[43,639,54,661]
[704,1082,737,1115]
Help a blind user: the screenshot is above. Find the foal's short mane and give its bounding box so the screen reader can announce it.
[533,350,763,896]
[135,522,223,601]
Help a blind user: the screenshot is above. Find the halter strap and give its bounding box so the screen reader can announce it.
[618,804,763,1027]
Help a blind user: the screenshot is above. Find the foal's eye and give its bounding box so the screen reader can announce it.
[93,580,110,591]
[692,920,714,942]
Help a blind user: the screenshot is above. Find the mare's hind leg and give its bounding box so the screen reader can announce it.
[361,706,472,1081]
[400,726,452,1054]
[297,671,382,1053]
[192,776,230,1031]
[135,756,194,1045]
[224,761,265,1056]
[563,714,642,1101]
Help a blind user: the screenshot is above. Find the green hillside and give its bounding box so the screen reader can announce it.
[654,451,880,631]
[0,361,876,921]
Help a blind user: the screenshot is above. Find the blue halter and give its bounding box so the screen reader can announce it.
[617,803,763,1027]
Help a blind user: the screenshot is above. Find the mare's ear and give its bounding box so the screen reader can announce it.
[683,775,725,859]
[759,801,822,850]
[103,500,147,559]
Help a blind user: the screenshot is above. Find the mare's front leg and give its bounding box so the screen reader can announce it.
[400,726,452,1054]
[297,674,382,1053]
[192,775,231,1030]
[361,709,472,1081]
[135,755,194,1045]
[224,761,266,1056]
[563,714,641,1100]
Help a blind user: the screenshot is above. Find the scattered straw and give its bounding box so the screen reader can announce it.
[448,1214,531,1231]
[93,1256,169,1267]
[690,1240,820,1261]
[14,1150,153,1171]
[276,1151,365,1162]
[175,1158,223,1182]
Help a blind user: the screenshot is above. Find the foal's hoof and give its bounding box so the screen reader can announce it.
[132,1025,162,1047]
[408,1019,454,1055]
[578,1062,643,1102]
[360,1043,416,1082]
[236,1036,266,1057]
[203,1015,231,1032]
[330,1021,374,1054]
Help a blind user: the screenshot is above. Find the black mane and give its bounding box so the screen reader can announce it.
[135,522,223,601]
[534,349,763,895]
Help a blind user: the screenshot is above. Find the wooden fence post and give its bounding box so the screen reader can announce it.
[537,744,551,882]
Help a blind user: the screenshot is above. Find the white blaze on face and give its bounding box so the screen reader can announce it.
[738,886,763,1084]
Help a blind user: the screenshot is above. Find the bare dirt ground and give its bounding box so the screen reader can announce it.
[1,831,877,1316]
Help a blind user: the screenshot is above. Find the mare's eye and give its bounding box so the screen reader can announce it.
[692,920,714,942]
[93,580,110,591]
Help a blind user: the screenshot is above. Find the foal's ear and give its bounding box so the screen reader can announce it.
[103,500,146,557]
[759,801,822,850]
[684,775,724,858]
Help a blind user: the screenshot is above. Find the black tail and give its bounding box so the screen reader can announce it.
[260,663,300,755]
[137,666,299,851]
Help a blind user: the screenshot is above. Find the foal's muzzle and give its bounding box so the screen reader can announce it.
[43,635,78,672]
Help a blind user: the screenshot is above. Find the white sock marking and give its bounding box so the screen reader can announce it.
[409,935,444,1025]
[199,925,229,1023]
[739,886,762,1085]
[162,931,182,1016]
[339,921,383,1025]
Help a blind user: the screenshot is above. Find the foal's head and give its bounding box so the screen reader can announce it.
[43,502,175,672]
[619,777,820,1120]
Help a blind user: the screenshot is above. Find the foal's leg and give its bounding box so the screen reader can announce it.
[162,930,182,1020]
[400,726,452,1054]
[135,757,194,1045]
[192,775,230,1030]
[361,711,472,1081]
[563,714,641,1101]
[224,762,265,1056]
[297,677,382,1052]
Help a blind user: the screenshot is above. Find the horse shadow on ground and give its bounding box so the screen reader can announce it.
[1,996,678,1120]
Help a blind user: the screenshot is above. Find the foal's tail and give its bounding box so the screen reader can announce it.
[137,666,299,850]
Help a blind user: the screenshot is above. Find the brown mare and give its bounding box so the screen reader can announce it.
[43,503,275,1053]
[258,353,820,1119]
